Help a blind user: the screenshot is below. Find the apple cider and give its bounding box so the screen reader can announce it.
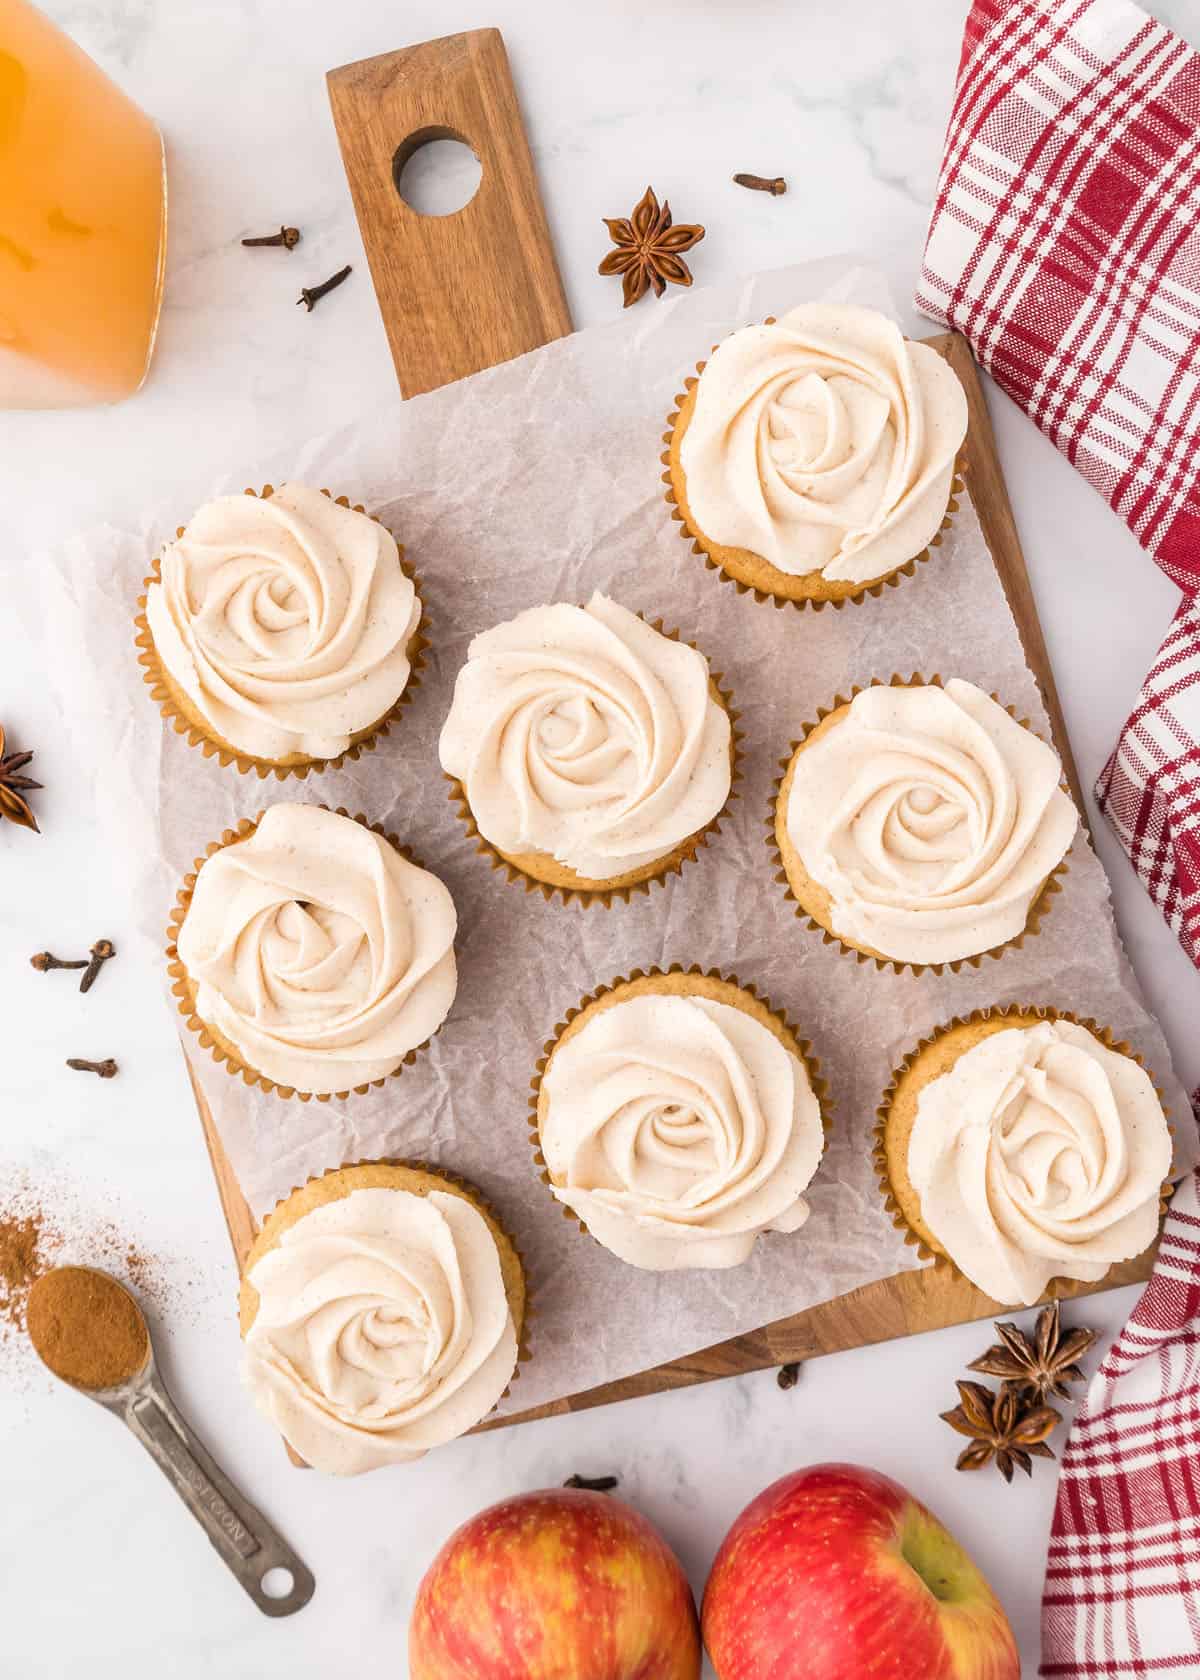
[0,0,166,407]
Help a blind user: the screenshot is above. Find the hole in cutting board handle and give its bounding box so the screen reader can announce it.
[393,127,482,217]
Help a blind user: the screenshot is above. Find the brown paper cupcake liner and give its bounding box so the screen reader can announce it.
[166,807,446,1102]
[241,1158,533,1466]
[661,321,967,611]
[135,485,429,780]
[766,673,1072,976]
[873,1003,1175,1299]
[445,619,743,907]
[527,963,832,1240]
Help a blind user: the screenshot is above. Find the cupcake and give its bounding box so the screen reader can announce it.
[876,1008,1173,1306]
[531,968,827,1269]
[137,483,425,776]
[168,803,457,1098]
[239,1163,526,1474]
[772,678,1077,970]
[664,303,968,606]
[439,593,737,902]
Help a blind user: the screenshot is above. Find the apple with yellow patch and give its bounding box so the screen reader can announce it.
[703,1463,1019,1679]
[409,1487,700,1679]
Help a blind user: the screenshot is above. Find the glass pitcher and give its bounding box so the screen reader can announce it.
[0,0,166,407]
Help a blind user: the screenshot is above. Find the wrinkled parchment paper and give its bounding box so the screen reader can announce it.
[33,259,1192,1418]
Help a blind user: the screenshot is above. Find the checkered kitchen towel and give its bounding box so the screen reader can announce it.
[917,0,1200,967]
[918,3,1200,1672]
[1041,1167,1200,1677]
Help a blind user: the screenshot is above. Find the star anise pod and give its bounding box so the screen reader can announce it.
[599,186,705,308]
[968,1300,1097,1404]
[0,725,43,833]
[941,1380,1060,1482]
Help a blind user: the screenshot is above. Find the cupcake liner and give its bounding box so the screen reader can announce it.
[241,1158,533,1466]
[874,1003,1175,1298]
[135,485,429,780]
[166,807,446,1102]
[527,963,832,1240]
[445,618,743,907]
[661,321,967,611]
[766,673,1072,976]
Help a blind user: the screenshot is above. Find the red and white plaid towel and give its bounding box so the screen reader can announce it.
[1041,1167,1200,1677]
[918,3,1200,1672]
[917,0,1200,967]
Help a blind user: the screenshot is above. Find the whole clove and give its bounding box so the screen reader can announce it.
[241,225,301,251]
[78,938,116,995]
[30,951,88,973]
[65,1058,118,1079]
[30,938,116,992]
[777,1361,801,1390]
[297,265,352,312]
[733,172,787,196]
[563,1473,619,1492]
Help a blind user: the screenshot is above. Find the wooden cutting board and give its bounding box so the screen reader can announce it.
[327,29,570,396]
[181,26,1156,1439]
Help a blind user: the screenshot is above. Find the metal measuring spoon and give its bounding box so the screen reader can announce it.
[29,1266,314,1617]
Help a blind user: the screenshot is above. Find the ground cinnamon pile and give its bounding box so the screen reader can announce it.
[0,1210,46,1331]
[27,1266,149,1390]
[0,1171,189,1392]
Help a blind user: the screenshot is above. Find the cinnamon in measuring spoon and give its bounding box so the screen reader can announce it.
[27,1266,148,1390]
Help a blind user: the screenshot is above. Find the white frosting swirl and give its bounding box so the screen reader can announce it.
[785,681,1078,965]
[145,482,421,761]
[177,804,457,1094]
[679,303,968,583]
[439,593,731,879]
[243,1186,518,1475]
[540,991,824,1270]
[908,1020,1171,1306]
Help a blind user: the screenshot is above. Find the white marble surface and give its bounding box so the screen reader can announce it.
[2,1,1198,1673]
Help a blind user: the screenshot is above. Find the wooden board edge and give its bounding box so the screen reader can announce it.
[483,1249,1157,1431]
[930,332,1088,816]
[184,1042,307,1468]
[184,1040,256,1267]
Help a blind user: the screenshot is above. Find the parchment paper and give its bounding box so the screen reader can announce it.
[31,259,1192,1419]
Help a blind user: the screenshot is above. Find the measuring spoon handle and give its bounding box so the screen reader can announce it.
[122,1374,314,1616]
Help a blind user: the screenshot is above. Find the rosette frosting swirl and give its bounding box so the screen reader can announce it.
[177,804,457,1093]
[679,302,968,583]
[540,991,824,1270]
[439,593,732,879]
[908,1020,1171,1306]
[785,681,1078,965]
[145,482,421,761]
[243,1186,518,1474]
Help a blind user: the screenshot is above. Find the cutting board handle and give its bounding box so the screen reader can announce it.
[327,28,572,398]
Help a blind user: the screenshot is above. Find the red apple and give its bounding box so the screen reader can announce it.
[409,1487,700,1679]
[703,1463,1018,1680]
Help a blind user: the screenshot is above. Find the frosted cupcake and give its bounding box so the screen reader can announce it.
[532,969,826,1269]
[664,303,968,605]
[138,483,425,775]
[440,593,737,902]
[239,1163,526,1474]
[876,1009,1172,1306]
[773,679,1077,969]
[168,804,457,1098]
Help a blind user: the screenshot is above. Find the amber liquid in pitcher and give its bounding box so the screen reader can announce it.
[0,0,167,407]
